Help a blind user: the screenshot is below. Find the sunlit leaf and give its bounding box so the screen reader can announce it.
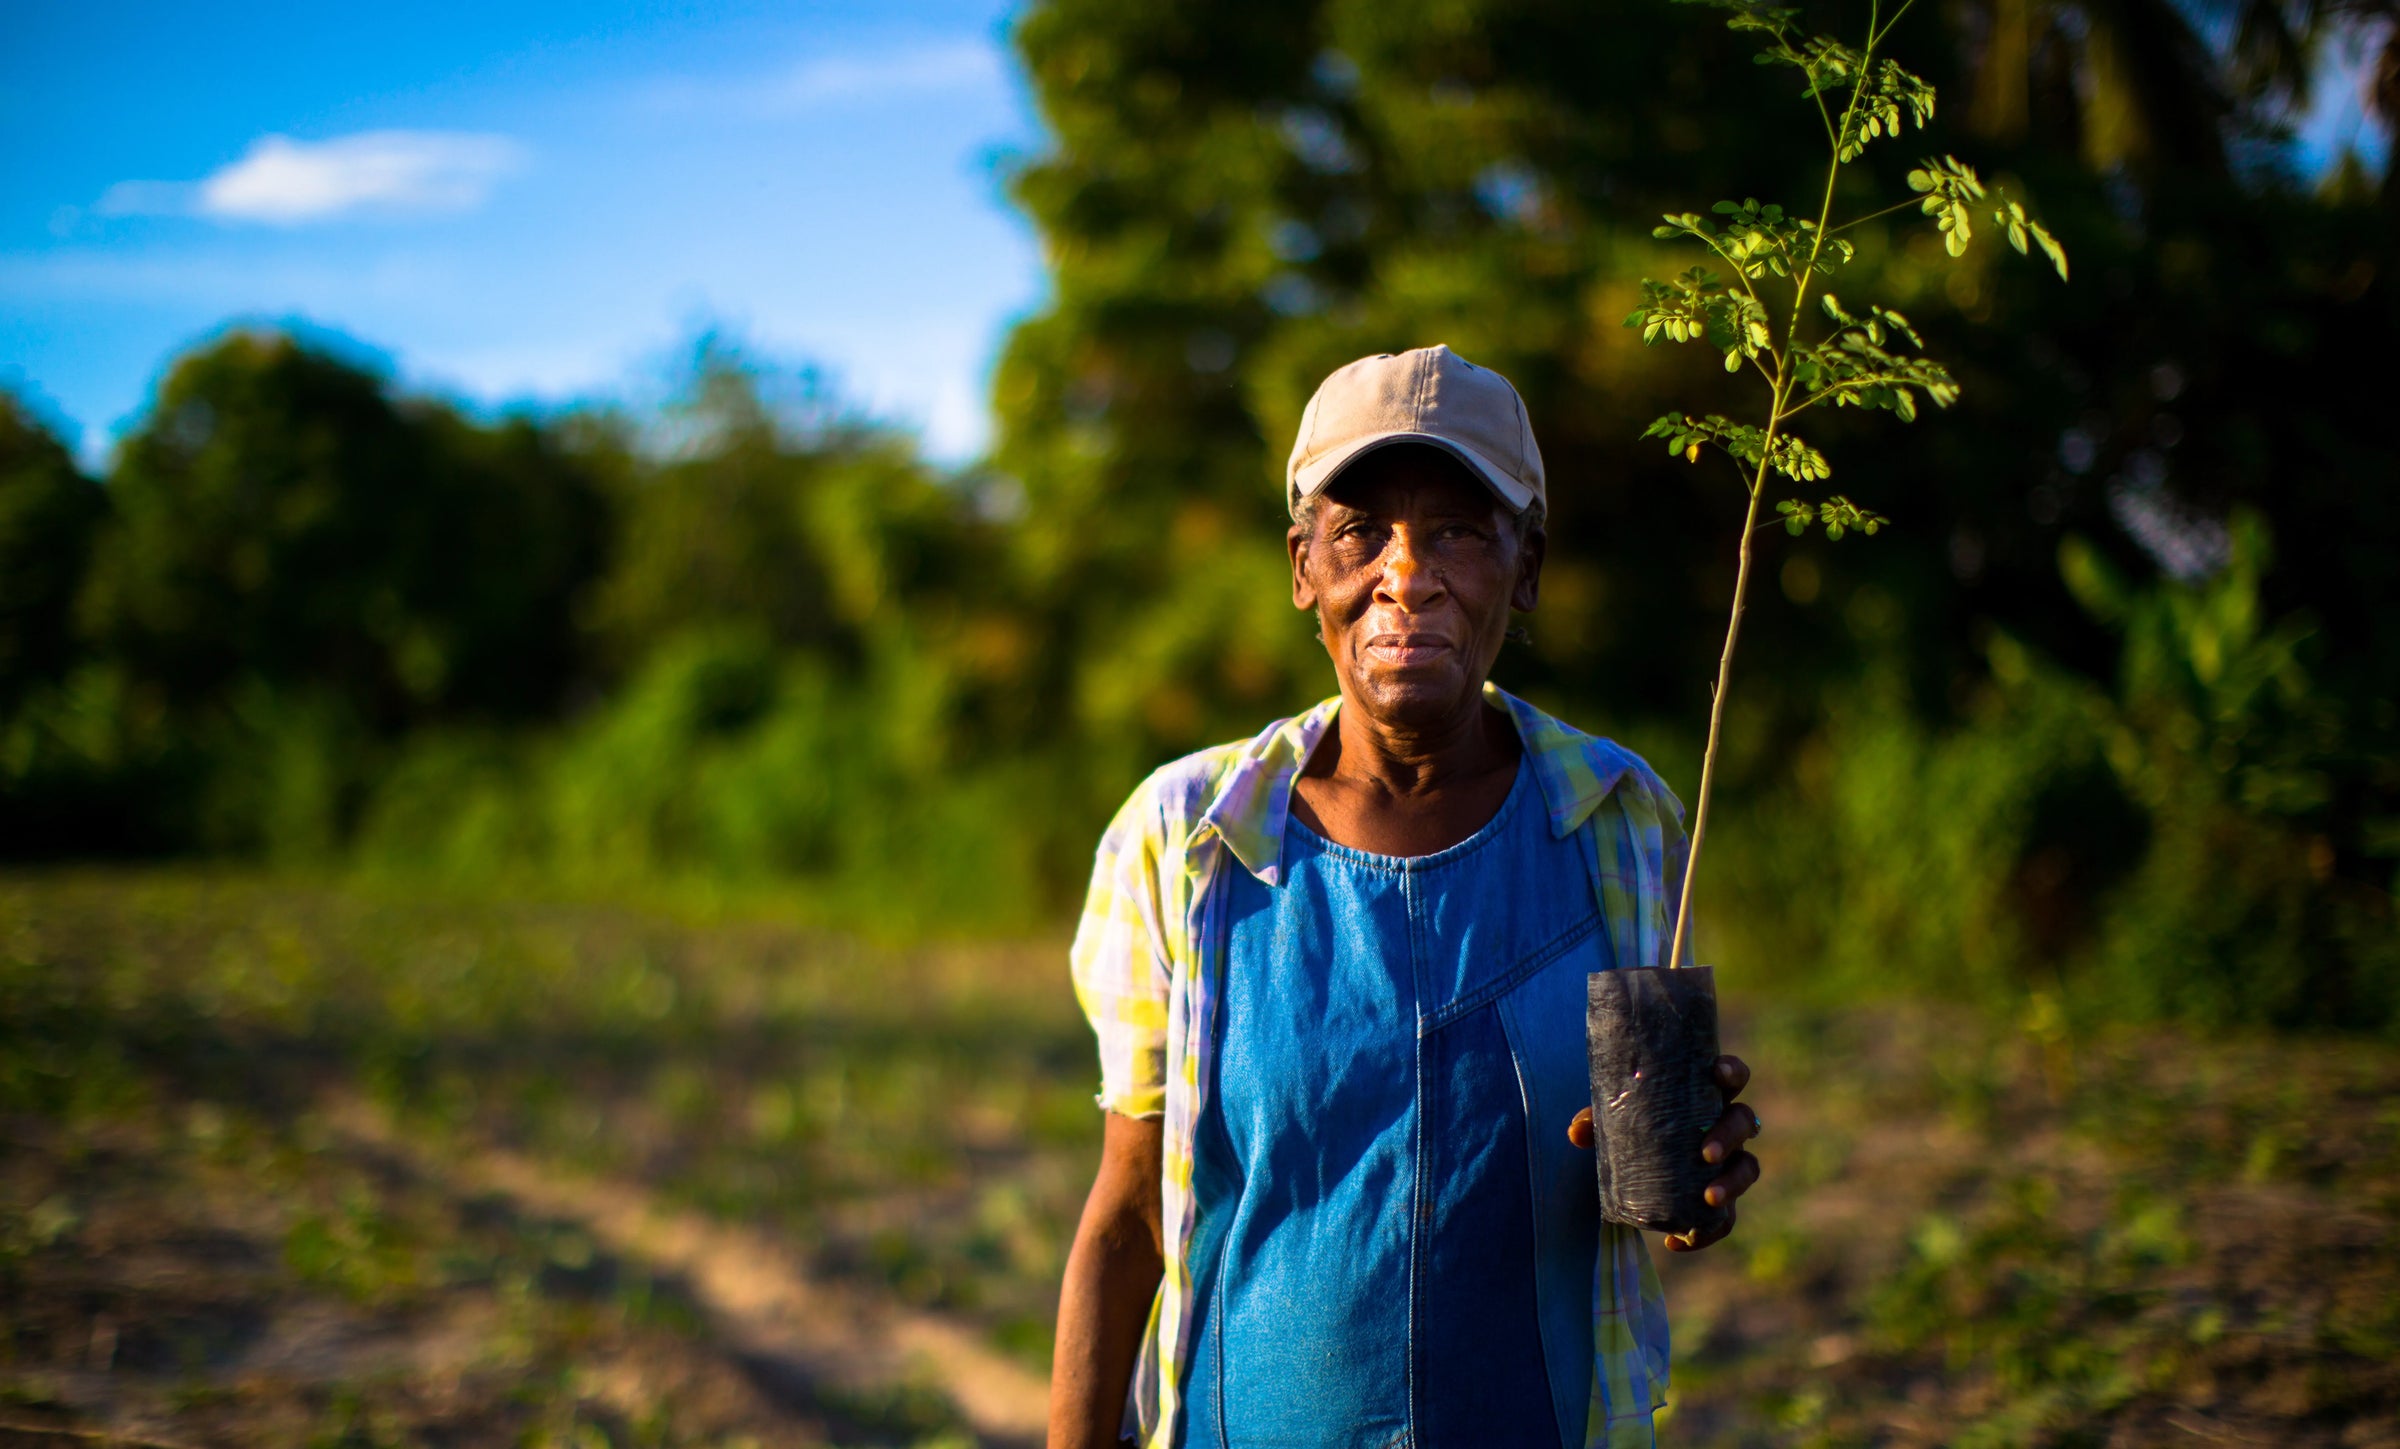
[2030,220,2069,280]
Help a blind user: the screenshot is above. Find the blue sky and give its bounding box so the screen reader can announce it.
[0,0,1043,465]
[2291,28,2395,178]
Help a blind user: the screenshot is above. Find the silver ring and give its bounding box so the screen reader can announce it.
[1748,1112,1765,1140]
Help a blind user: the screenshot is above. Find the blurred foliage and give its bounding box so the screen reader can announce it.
[85,331,605,725]
[987,0,2398,1025]
[0,394,105,711]
[0,0,2395,1025]
[1712,511,2398,1029]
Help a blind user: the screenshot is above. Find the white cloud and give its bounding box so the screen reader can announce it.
[97,130,526,225]
[770,39,1001,108]
[643,38,1005,117]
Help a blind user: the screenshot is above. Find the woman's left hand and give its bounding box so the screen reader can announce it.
[1565,1054,1759,1252]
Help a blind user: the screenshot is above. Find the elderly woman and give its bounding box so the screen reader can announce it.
[1051,346,1761,1449]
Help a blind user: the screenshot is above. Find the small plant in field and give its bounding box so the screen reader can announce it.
[1627,0,2070,967]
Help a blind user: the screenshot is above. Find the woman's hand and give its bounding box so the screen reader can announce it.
[1566,1054,1760,1252]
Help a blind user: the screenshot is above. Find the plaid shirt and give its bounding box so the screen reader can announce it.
[1071,683,1689,1449]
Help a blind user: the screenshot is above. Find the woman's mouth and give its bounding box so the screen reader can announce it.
[1363,634,1453,667]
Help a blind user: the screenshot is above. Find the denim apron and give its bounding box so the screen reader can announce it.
[1183,758,1613,1449]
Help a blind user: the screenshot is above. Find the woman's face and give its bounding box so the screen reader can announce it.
[1288,445,1543,732]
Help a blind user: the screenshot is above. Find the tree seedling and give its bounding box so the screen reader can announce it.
[1626,0,2070,968]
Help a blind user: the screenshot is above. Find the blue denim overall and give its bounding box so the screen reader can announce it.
[1183,757,1613,1449]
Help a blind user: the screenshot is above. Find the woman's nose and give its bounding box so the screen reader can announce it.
[1376,528,1444,610]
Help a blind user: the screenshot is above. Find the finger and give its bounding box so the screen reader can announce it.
[1714,1055,1751,1100]
[1666,1203,1735,1253]
[1567,1107,1595,1150]
[1703,1150,1760,1208]
[1700,1102,1760,1165]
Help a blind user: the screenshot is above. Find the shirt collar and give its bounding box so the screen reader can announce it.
[1197,683,1643,885]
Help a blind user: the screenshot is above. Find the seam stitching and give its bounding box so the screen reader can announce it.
[1420,907,1602,1037]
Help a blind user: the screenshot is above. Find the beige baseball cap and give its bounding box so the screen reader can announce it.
[1285,344,1546,520]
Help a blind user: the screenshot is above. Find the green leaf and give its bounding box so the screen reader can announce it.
[2029,219,2069,281]
[1814,495,1890,540]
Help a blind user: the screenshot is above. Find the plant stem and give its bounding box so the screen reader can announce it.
[1666,6,1879,970]
[1667,451,1774,969]
[1869,0,1921,48]
[1829,196,1926,235]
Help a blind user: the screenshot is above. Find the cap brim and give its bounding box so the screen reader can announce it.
[1291,430,1536,516]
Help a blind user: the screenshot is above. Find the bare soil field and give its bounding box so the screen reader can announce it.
[1660,1003,2400,1447]
[0,872,2393,1446]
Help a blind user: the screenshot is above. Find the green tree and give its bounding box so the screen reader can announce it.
[583,340,939,671]
[996,0,2399,1011]
[0,393,105,710]
[82,328,607,729]
[579,339,1037,766]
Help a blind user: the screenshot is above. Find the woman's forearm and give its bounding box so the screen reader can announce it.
[1049,1113,1165,1449]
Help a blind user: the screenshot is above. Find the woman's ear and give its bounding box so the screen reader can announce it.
[1512,526,1546,614]
[1289,522,1318,611]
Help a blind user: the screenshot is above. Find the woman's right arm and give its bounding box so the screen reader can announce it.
[1048,1110,1165,1449]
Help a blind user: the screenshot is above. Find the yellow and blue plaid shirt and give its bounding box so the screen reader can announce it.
[1071,683,1688,1449]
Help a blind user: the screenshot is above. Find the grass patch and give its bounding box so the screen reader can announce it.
[1,868,2395,1445]
[0,868,1083,1444]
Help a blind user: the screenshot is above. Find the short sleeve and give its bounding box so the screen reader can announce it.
[1069,777,1177,1119]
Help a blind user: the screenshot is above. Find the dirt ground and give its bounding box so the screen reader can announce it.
[1657,1004,2400,1447]
[1,872,2395,1446]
